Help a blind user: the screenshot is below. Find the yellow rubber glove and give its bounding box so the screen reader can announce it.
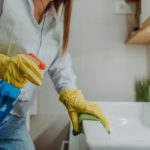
[0,54,43,88]
[59,89,110,135]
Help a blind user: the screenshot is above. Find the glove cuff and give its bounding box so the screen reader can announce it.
[59,89,84,104]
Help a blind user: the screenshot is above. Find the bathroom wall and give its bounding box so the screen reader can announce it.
[141,1,150,79]
[141,0,150,24]
[31,0,147,150]
[69,0,147,102]
[147,46,150,78]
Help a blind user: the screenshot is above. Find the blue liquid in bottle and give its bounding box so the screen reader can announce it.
[0,80,20,123]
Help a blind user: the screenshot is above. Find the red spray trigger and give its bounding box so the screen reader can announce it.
[26,53,46,70]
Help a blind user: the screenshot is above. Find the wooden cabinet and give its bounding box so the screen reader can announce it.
[126,0,150,45]
[126,0,139,2]
[126,18,150,44]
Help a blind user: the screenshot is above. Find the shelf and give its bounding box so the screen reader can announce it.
[126,18,150,45]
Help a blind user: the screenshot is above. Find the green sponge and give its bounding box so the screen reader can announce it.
[79,114,110,134]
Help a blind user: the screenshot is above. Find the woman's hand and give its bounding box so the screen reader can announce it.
[0,54,43,88]
[59,89,110,135]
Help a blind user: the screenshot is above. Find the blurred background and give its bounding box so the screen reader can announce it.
[29,0,150,149]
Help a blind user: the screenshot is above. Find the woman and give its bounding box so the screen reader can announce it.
[0,0,110,149]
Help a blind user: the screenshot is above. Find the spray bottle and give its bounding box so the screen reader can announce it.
[0,52,46,123]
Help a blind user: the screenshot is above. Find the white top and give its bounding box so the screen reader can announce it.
[0,0,77,116]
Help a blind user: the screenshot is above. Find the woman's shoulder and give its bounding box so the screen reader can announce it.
[0,0,31,18]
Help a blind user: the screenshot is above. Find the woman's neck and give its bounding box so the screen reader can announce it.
[39,0,51,10]
[33,0,52,24]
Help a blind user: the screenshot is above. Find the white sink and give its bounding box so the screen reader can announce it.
[69,102,150,150]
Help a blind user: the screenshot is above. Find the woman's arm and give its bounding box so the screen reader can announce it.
[48,19,110,135]
[48,52,110,135]
[48,51,77,94]
[48,18,77,94]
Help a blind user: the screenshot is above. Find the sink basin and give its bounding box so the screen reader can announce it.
[70,102,150,150]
